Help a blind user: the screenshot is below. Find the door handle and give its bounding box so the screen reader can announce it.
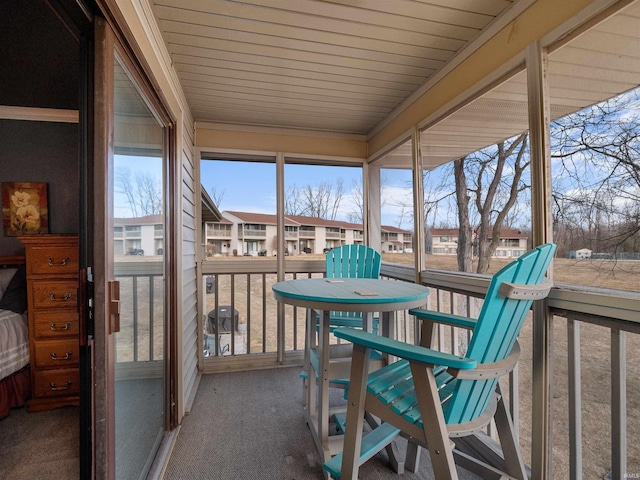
[109,280,120,334]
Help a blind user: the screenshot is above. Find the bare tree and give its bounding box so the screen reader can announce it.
[345,176,392,226]
[465,134,529,273]
[346,178,364,224]
[285,184,304,216]
[209,187,226,208]
[285,179,345,220]
[116,168,163,217]
[420,136,529,273]
[425,134,529,273]
[551,92,640,255]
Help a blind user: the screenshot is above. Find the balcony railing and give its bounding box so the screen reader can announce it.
[241,229,267,237]
[198,257,640,479]
[114,260,164,364]
[115,255,639,478]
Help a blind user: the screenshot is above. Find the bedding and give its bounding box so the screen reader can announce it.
[0,261,30,418]
[0,309,29,381]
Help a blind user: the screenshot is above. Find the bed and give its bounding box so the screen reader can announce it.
[0,255,30,419]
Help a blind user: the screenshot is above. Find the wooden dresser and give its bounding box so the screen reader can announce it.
[19,235,80,412]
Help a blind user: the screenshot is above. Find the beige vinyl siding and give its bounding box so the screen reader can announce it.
[180,119,199,417]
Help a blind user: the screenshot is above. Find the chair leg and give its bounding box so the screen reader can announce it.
[493,382,527,480]
[410,363,458,480]
[339,343,370,480]
[302,308,313,407]
[405,439,421,473]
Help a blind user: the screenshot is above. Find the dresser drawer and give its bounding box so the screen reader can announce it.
[33,368,80,398]
[34,339,79,368]
[31,280,78,309]
[32,310,80,339]
[28,244,78,276]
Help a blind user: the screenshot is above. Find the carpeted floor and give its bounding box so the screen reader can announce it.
[162,367,481,480]
[0,405,79,479]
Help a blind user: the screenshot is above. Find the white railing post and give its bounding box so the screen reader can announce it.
[567,317,582,480]
[527,38,554,480]
[611,328,627,480]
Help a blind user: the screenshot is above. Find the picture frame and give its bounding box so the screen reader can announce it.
[1,182,49,236]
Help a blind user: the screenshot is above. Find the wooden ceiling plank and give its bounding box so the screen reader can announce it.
[153,4,464,54]
[549,61,640,83]
[181,81,400,109]
[191,108,374,133]
[168,45,424,86]
[162,32,439,77]
[170,53,419,92]
[185,92,392,116]
[154,0,482,40]
[158,20,451,67]
[177,72,406,104]
[550,47,640,73]
[411,0,514,17]
[174,64,418,100]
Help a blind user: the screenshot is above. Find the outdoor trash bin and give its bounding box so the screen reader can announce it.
[207,305,239,334]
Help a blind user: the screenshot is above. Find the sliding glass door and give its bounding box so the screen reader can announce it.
[112,55,167,480]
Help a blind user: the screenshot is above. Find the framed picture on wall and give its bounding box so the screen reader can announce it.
[1,182,49,236]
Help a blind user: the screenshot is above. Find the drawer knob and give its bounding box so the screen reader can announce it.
[49,322,72,331]
[50,351,73,360]
[49,380,72,391]
[47,257,70,266]
[49,292,73,302]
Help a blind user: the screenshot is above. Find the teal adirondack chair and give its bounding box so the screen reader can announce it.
[301,245,382,405]
[324,244,382,330]
[323,243,557,480]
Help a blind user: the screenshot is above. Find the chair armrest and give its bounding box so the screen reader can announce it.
[333,327,476,370]
[408,308,477,330]
[498,279,553,299]
[449,341,521,380]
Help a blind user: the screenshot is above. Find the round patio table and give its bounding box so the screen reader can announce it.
[273,277,430,465]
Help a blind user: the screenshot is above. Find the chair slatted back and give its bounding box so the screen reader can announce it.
[445,244,556,424]
[326,244,381,280]
[325,245,381,321]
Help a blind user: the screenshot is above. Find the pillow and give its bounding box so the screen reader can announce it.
[0,265,27,314]
[0,268,17,299]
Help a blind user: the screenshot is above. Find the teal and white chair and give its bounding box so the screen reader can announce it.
[301,244,382,406]
[323,243,556,480]
[324,244,382,333]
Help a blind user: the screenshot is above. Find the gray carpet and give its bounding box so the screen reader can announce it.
[162,367,481,480]
[0,405,79,479]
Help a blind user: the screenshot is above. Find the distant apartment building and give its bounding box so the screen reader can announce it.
[382,225,413,253]
[114,214,527,259]
[114,214,164,256]
[204,211,412,257]
[427,228,528,258]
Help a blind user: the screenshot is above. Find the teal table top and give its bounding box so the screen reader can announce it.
[272,278,429,312]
